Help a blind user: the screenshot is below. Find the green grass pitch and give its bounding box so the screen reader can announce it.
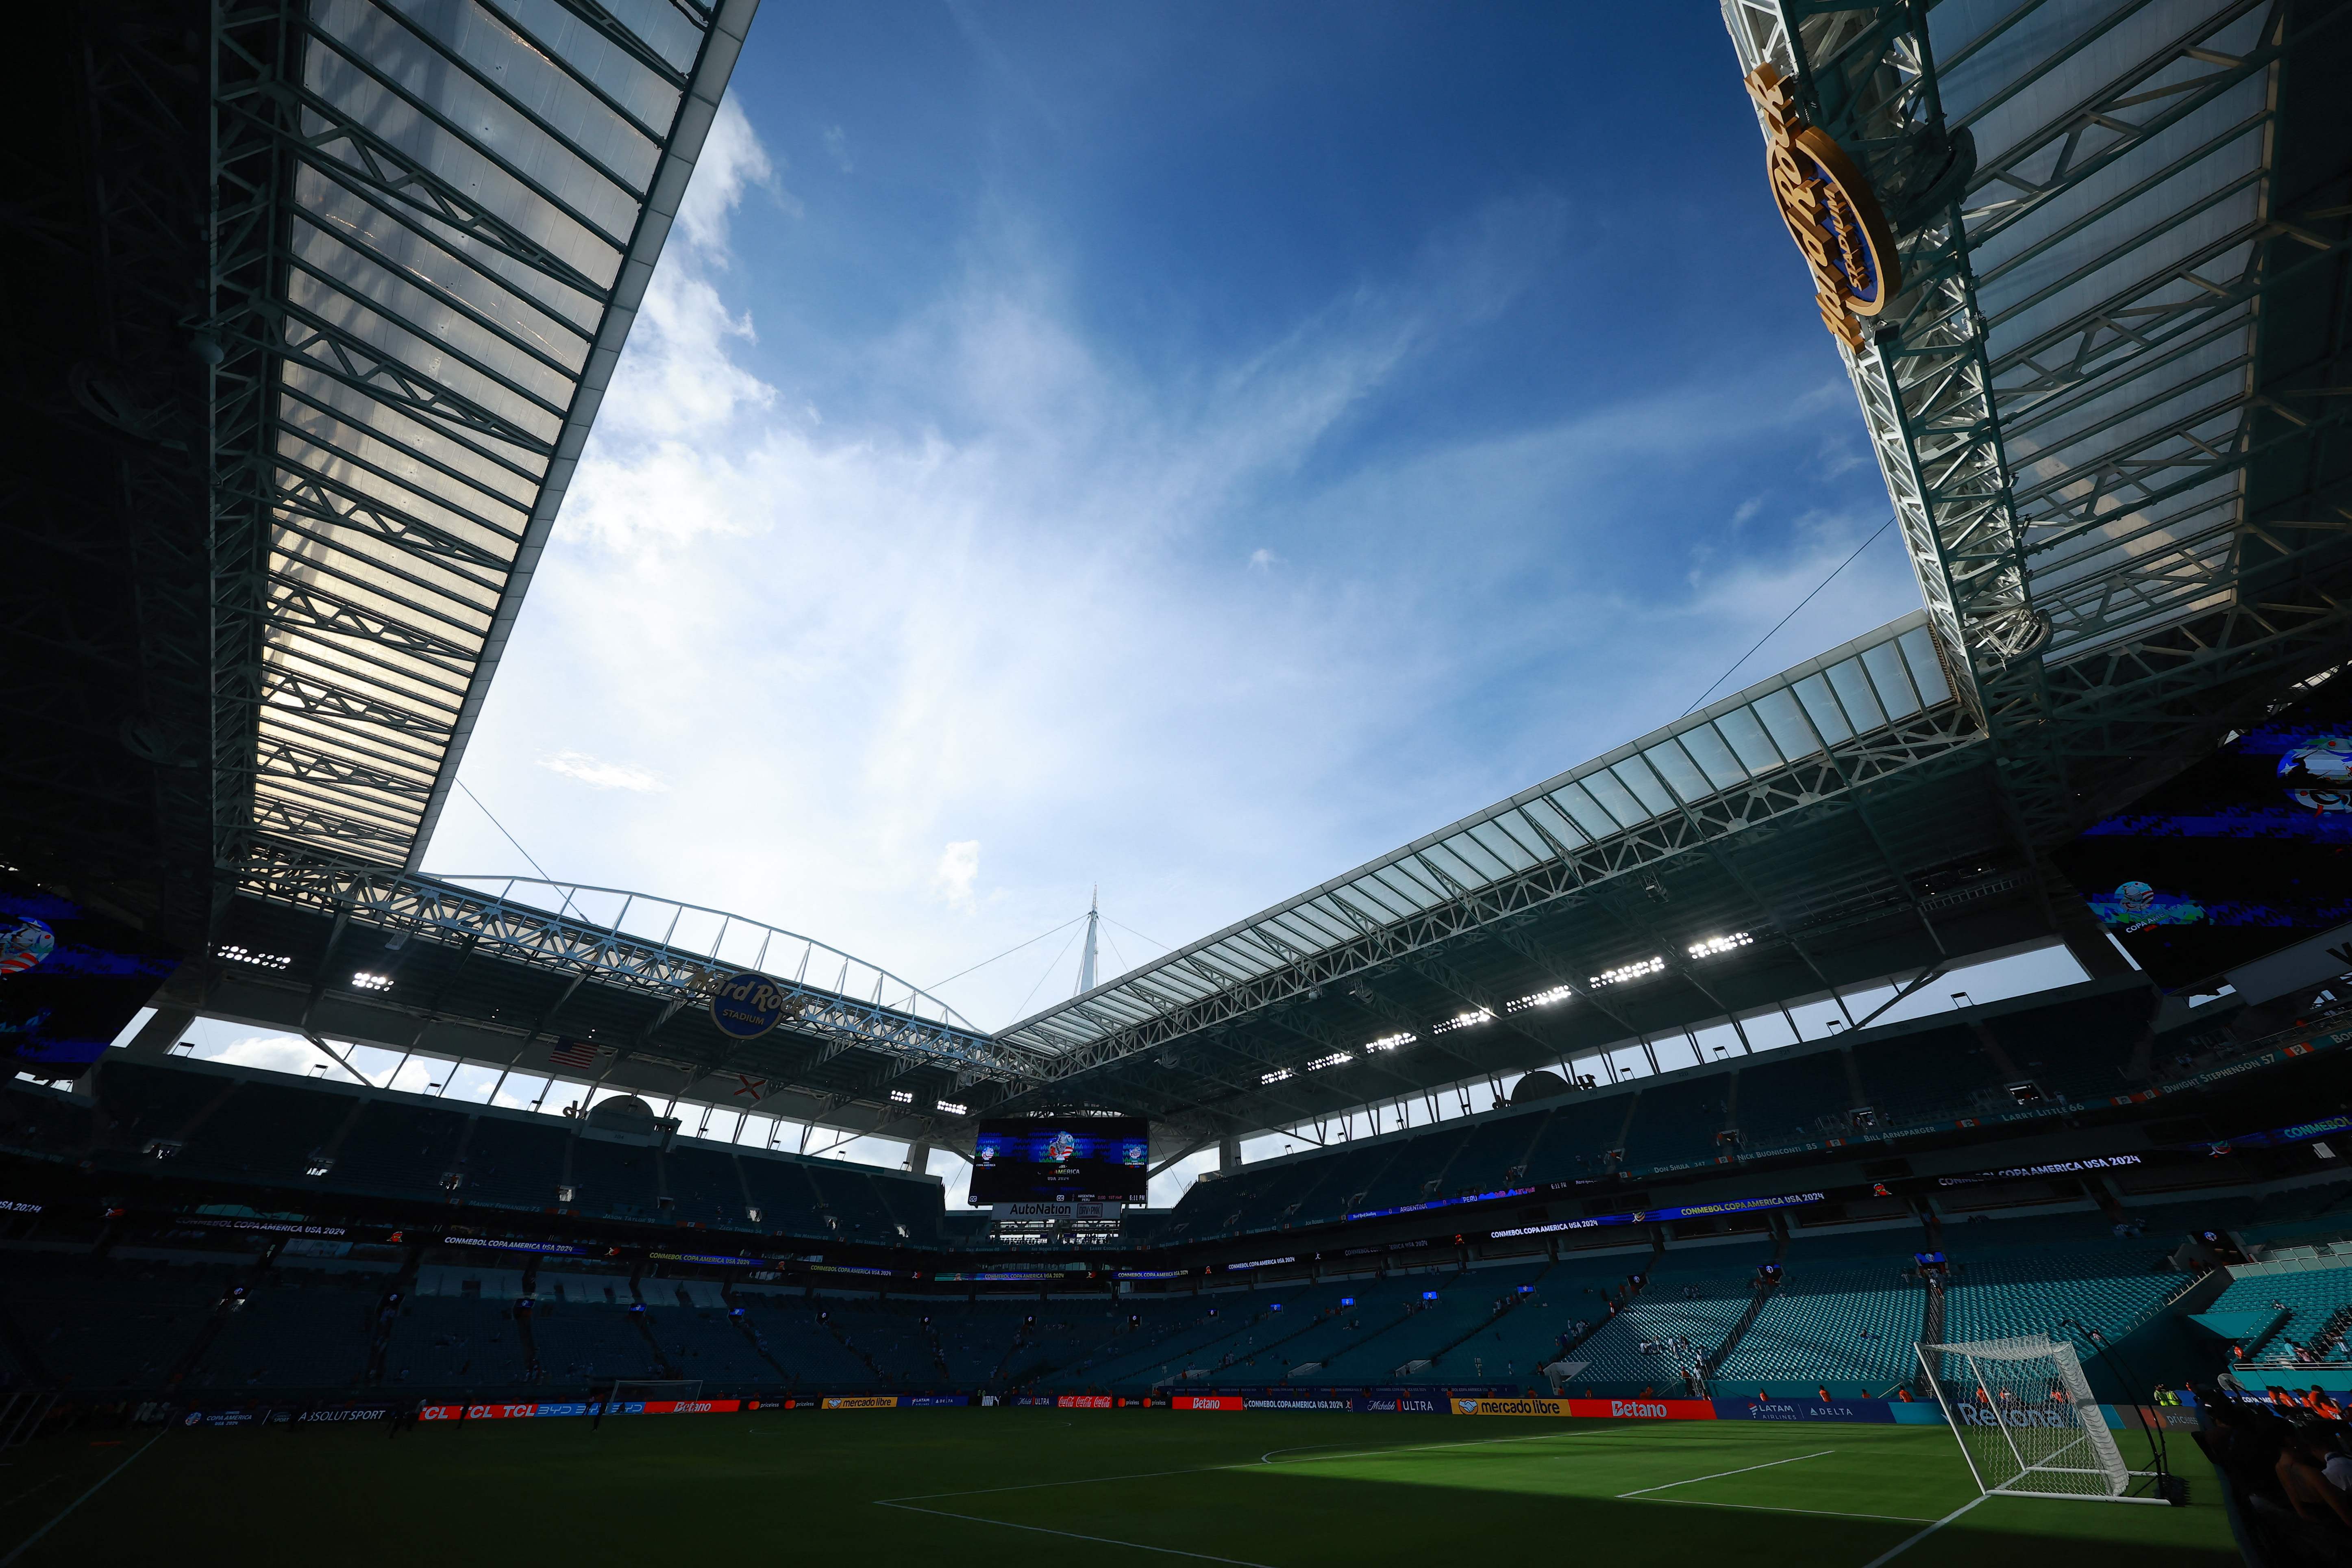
[0,1411,2239,1566]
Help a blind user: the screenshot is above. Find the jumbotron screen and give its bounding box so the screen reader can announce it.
[1,871,179,1075]
[2055,672,2352,990]
[970,1116,1149,1204]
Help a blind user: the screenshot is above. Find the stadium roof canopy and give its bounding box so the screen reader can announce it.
[977,0,2352,1144]
[8,0,757,947]
[221,0,755,874]
[17,0,2344,1160]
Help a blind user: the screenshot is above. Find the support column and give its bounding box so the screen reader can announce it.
[121,1007,196,1061]
[1218,1135,1241,1174]
[907,1140,931,1178]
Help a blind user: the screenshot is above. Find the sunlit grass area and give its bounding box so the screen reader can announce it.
[0,1412,2237,1566]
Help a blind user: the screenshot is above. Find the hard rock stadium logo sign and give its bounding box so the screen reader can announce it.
[1744,63,1901,351]
[695,970,812,1041]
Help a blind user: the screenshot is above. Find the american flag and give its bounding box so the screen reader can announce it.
[548,1037,603,1070]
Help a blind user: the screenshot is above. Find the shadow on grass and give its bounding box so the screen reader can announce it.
[905,1452,2239,1568]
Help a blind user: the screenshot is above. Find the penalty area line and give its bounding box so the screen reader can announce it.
[1627,1497,1936,1525]
[1259,1425,1664,1468]
[1858,1492,1993,1568]
[1617,1448,1835,1496]
[884,1424,1645,1503]
[877,1500,1278,1567]
[0,1428,166,1568]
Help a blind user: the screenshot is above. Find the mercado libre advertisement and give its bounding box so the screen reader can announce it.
[0,871,178,1075]
[2056,674,2352,990]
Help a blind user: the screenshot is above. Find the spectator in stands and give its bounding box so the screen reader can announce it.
[2278,1437,2352,1529]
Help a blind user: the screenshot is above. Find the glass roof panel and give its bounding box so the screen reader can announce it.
[994,613,1961,1057]
[234,0,741,869]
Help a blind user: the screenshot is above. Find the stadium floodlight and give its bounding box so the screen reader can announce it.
[1589,957,1664,987]
[1687,933,1752,959]
[1361,1032,1414,1053]
[1260,1068,1294,1085]
[889,1090,914,1104]
[936,1100,969,1115]
[1915,1334,2160,1503]
[350,971,393,991]
[1304,1052,1353,1072]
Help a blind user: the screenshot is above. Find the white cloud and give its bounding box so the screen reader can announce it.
[178,1025,321,1079]
[933,840,981,910]
[537,750,669,794]
[677,97,784,252]
[821,123,853,173]
[427,102,1923,1036]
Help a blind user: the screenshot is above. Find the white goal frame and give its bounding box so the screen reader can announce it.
[1916,1335,2163,1504]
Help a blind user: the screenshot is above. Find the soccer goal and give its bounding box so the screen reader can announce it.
[1916,1334,2159,1503]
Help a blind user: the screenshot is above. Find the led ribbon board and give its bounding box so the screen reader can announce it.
[1745,64,1901,350]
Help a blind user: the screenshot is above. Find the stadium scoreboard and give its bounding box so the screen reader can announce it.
[971,1114,1149,1204]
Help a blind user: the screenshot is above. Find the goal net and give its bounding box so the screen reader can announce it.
[1917,1335,2130,1500]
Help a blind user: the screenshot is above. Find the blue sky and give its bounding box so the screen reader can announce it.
[414,1,1928,1032]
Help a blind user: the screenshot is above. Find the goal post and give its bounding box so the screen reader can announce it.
[1917,1334,2156,1502]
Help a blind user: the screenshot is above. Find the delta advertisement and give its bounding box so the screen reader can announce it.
[1,872,178,1074]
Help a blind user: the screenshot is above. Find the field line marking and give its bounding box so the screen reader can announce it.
[880,1462,1248,1503]
[1258,1426,1659,1468]
[0,1428,165,1568]
[885,1424,1641,1503]
[1628,1498,1936,1525]
[1857,1492,1992,1568]
[1616,1448,1835,1496]
[876,1501,1278,1566]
